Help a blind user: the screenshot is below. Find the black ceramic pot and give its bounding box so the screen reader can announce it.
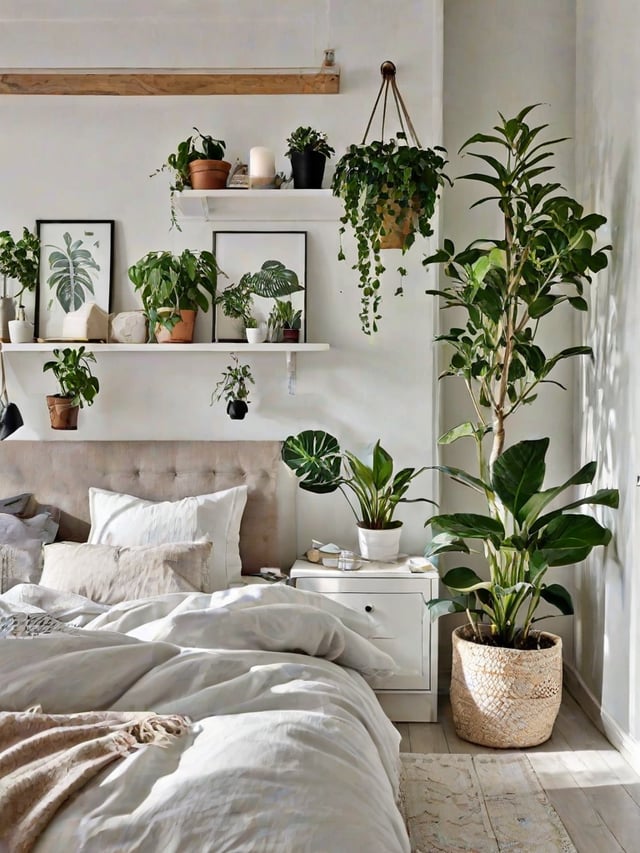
[227,400,248,420]
[290,150,326,189]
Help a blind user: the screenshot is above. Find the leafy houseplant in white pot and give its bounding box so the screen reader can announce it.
[282,430,431,560]
[43,346,100,430]
[423,105,618,747]
[0,227,40,342]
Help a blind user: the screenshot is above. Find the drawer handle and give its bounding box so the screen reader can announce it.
[365,605,374,613]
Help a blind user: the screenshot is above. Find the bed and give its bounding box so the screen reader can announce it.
[0,441,410,853]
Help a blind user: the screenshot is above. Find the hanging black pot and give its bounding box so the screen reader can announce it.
[227,400,248,420]
[290,150,326,189]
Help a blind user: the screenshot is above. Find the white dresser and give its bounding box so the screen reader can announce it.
[290,558,439,722]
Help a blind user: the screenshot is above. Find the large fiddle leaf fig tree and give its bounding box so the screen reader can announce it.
[423,104,618,648]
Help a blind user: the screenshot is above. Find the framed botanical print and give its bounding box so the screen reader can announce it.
[213,230,307,342]
[35,220,114,340]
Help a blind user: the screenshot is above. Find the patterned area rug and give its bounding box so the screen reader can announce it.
[400,753,576,852]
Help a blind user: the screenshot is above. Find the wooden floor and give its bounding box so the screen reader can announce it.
[396,692,640,853]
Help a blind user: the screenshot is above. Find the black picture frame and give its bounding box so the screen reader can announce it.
[35,219,114,340]
[212,230,307,343]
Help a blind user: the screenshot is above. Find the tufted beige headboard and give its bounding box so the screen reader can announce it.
[0,441,296,572]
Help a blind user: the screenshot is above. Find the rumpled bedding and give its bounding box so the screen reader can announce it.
[0,582,411,853]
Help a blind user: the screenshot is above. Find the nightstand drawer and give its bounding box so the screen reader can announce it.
[296,583,429,690]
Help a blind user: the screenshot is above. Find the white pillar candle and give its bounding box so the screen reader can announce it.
[249,146,275,178]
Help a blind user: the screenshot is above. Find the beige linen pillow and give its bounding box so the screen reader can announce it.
[87,485,248,591]
[40,540,213,605]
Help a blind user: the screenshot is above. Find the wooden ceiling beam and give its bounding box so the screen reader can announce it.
[0,69,340,96]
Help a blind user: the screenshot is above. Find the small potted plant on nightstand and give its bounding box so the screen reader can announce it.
[152,128,230,228]
[128,249,221,343]
[282,429,432,560]
[285,126,335,189]
[43,346,100,430]
[210,353,254,420]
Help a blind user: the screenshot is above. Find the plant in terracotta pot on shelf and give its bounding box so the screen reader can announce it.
[43,346,99,430]
[210,353,254,420]
[0,226,40,342]
[128,249,221,343]
[285,126,335,189]
[422,104,618,748]
[152,128,230,229]
[282,430,432,561]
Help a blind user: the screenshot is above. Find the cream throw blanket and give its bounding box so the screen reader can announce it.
[0,708,190,853]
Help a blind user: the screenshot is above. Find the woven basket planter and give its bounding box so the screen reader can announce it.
[450,626,563,748]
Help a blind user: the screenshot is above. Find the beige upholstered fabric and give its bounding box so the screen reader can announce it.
[41,541,212,604]
[0,441,296,572]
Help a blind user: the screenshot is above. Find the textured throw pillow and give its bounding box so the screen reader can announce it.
[88,485,247,591]
[0,513,59,593]
[40,540,213,605]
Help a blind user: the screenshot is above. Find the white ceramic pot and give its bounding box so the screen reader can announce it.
[8,318,33,343]
[357,524,402,561]
[246,326,267,344]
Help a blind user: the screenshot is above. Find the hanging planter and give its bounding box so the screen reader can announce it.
[210,354,254,420]
[331,61,450,334]
[43,346,99,431]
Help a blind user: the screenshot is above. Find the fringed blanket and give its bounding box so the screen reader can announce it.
[0,708,190,853]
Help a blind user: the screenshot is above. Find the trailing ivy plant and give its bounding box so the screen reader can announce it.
[422,104,618,648]
[210,353,254,406]
[331,133,449,334]
[0,227,40,301]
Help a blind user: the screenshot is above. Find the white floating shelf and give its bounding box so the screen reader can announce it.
[3,342,329,353]
[176,188,342,221]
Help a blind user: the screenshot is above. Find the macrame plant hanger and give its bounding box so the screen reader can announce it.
[361,60,421,147]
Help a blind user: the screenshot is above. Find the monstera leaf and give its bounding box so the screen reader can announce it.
[46,232,100,313]
[281,430,343,494]
[243,260,303,298]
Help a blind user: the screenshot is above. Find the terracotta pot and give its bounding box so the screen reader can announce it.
[47,395,79,430]
[378,200,416,249]
[281,328,300,343]
[155,309,197,344]
[450,625,563,748]
[188,159,231,190]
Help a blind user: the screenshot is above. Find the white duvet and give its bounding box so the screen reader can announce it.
[0,583,410,853]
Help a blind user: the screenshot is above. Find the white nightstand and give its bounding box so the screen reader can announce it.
[290,558,439,722]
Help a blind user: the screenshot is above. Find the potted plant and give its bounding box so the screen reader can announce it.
[282,430,432,560]
[43,346,100,430]
[0,227,40,342]
[285,126,335,189]
[216,260,303,342]
[422,104,618,748]
[267,299,302,343]
[152,128,230,228]
[128,249,221,343]
[210,353,254,420]
[331,133,450,334]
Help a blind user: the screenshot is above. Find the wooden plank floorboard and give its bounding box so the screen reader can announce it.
[394,691,640,852]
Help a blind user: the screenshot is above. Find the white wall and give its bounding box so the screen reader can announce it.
[574,0,640,756]
[441,0,578,664]
[0,1,443,560]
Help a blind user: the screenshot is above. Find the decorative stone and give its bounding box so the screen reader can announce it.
[61,302,109,341]
[109,311,148,344]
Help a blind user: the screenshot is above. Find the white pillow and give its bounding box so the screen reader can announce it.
[0,512,59,593]
[88,486,247,591]
[41,540,213,604]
